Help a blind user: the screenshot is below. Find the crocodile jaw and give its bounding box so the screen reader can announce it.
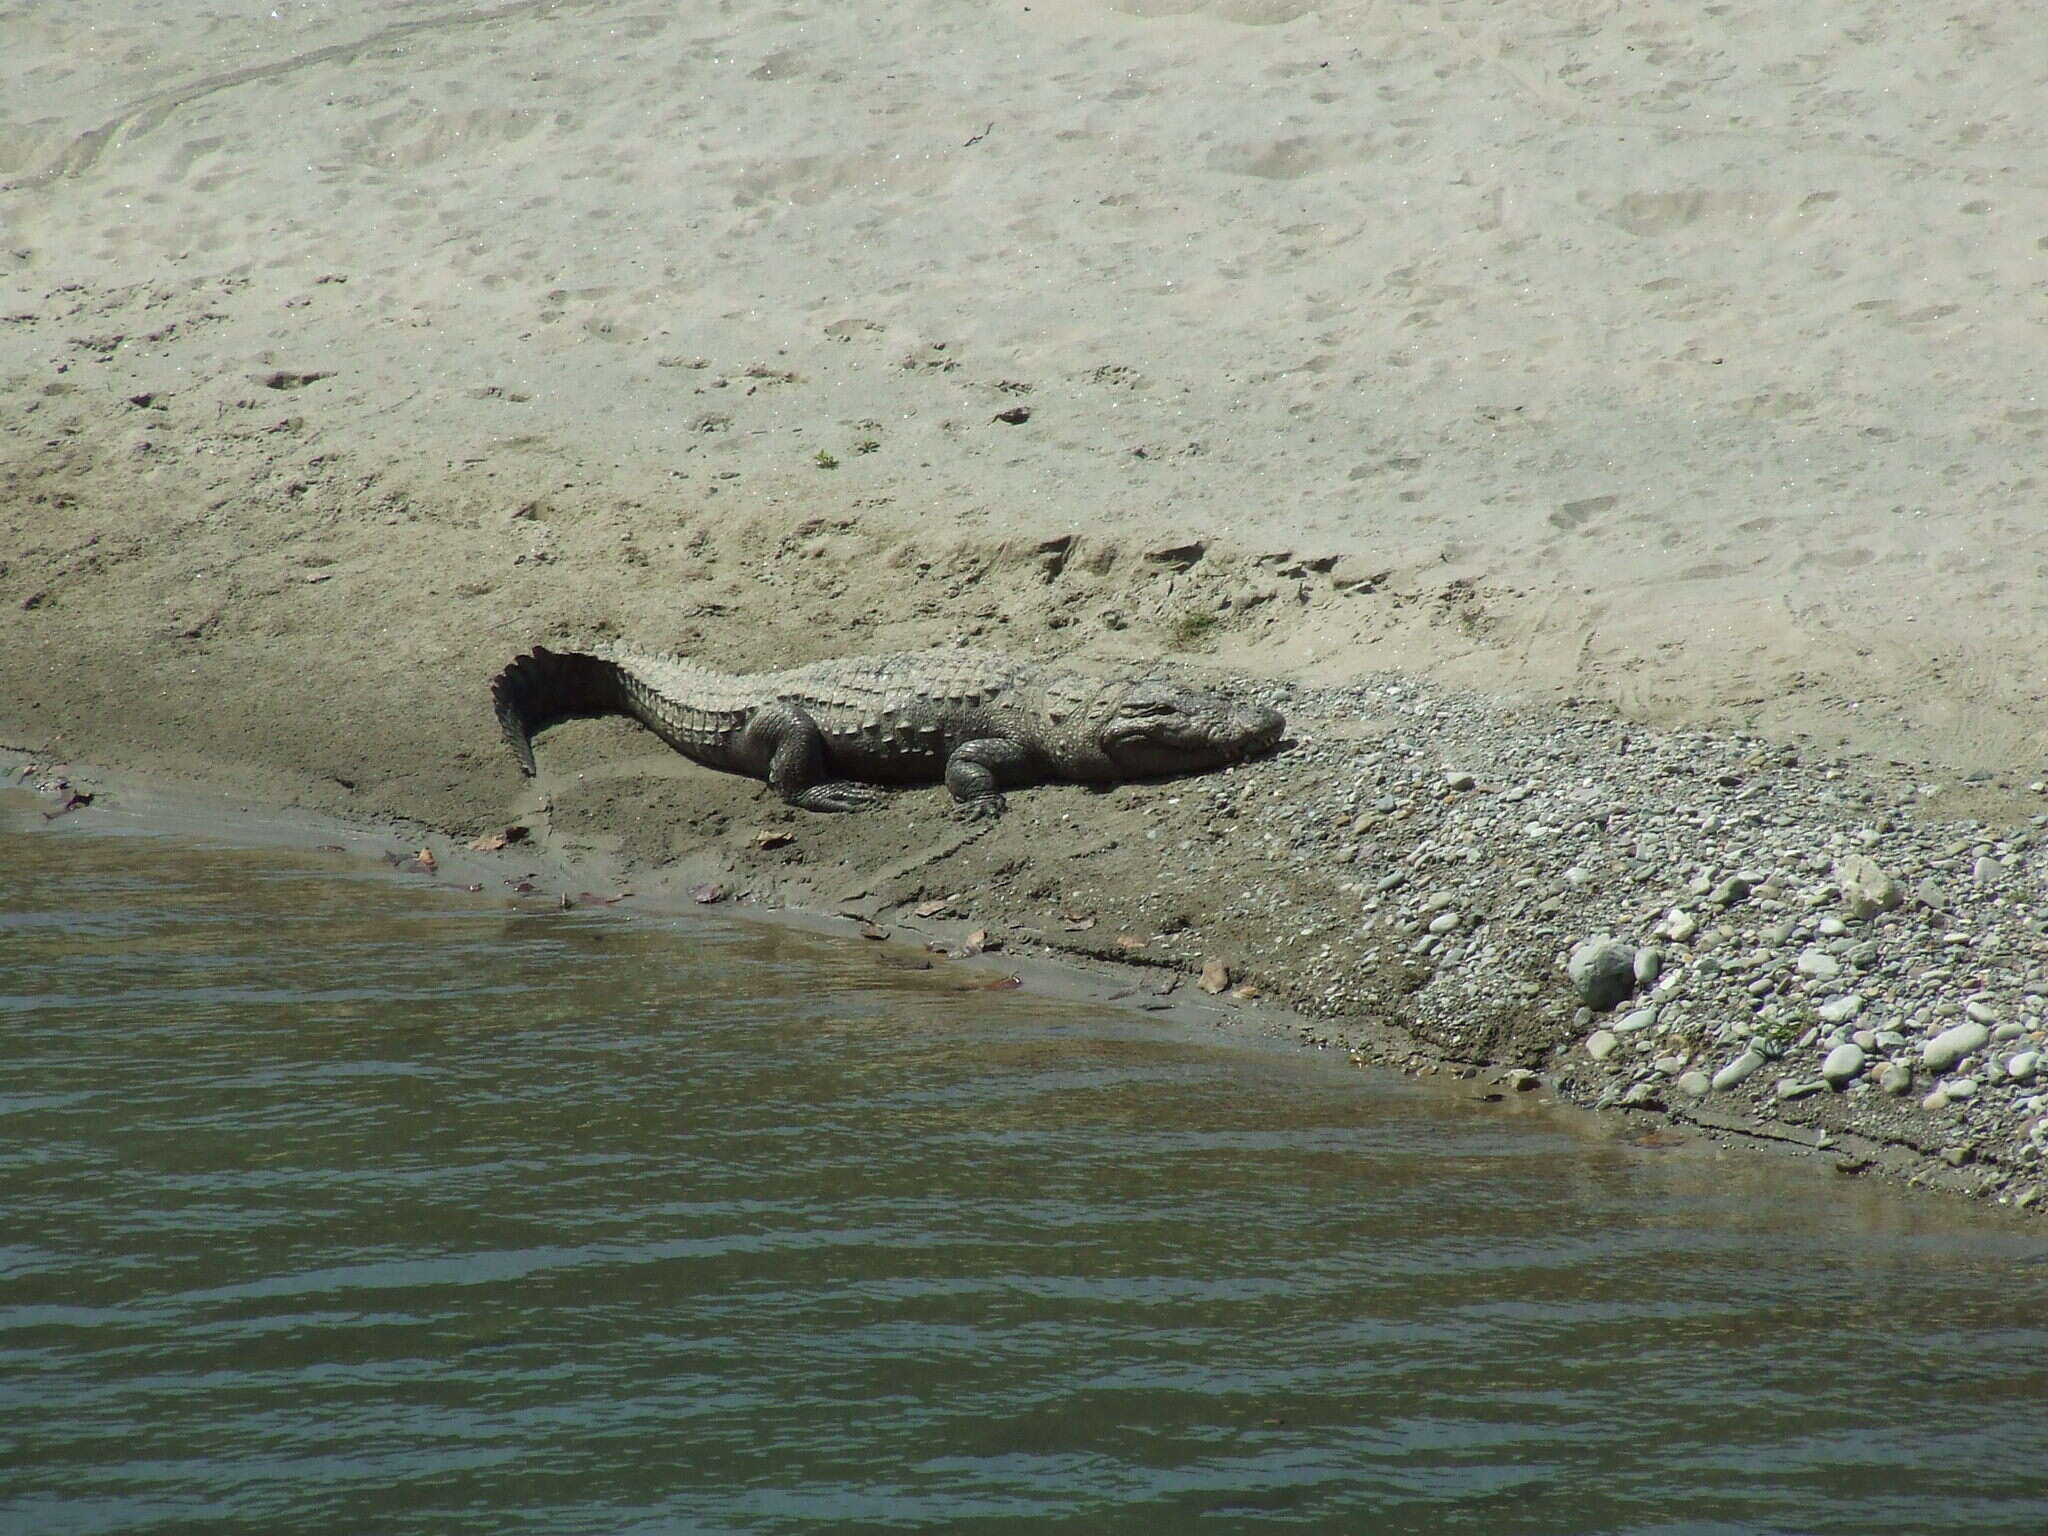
[1096,686,1285,777]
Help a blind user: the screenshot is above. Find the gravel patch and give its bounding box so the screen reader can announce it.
[1039,668,2047,1211]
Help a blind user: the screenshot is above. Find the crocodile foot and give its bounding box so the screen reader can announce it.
[791,781,887,813]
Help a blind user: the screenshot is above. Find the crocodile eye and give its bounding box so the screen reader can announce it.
[1113,684,1183,719]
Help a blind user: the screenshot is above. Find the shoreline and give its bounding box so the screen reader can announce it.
[11,658,2045,1219]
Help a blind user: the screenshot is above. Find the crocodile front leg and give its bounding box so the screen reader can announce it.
[943,738,1038,818]
[745,703,885,812]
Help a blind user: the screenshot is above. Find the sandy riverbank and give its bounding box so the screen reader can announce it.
[3,2,2045,1205]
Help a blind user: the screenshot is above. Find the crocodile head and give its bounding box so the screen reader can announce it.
[1093,681,1286,778]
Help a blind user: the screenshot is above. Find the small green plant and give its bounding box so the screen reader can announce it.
[1167,608,1220,650]
[1752,1016,1797,1056]
[853,438,881,455]
[813,449,839,469]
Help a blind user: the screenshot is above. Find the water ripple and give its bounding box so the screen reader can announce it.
[2,817,2045,1535]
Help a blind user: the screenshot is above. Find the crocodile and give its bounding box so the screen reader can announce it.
[491,644,1285,815]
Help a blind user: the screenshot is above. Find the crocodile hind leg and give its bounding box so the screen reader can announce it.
[745,703,886,812]
[943,738,1038,818]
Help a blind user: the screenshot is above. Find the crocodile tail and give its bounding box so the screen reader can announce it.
[490,646,629,776]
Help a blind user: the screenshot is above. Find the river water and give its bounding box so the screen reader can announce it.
[3,811,2045,1534]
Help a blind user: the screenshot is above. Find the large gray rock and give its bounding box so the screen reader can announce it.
[1835,854,1903,919]
[1568,935,1638,1011]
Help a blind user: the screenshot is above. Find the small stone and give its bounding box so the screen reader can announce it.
[1712,1048,1767,1091]
[1443,770,1477,791]
[1585,1029,1620,1061]
[1879,1062,1913,1095]
[1653,1053,1690,1076]
[1965,999,1998,1025]
[1614,1005,1659,1034]
[1428,911,1461,934]
[1775,1077,1825,1101]
[1619,1082,1663,1108]
[1676,1070,1711,1097]
[1972,856,2000,884]
[1921,1021,1989,1070]
[1915,877,1949,910]
[1821,1042,1866,1088]
[1993,1021,2027,1042]
[2007,1051,2040,1083]
[1922,1087,1952,1110]
[1657,908,1698,943]
[1797,948,1842,980]
[1835,854,1902,918]
[1568,936,1638,1011]
[1817,995,1865,1024]
[1941,1145,1975,1168]
[1816,917,1847,938]
[1633,947,1663,986]
[1944,1076,1979,1099]
[1709,876,1752,907]
[1505,1069,1540,1093]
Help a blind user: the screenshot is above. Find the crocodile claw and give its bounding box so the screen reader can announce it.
[794,782,886,813]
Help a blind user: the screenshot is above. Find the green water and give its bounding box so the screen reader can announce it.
[2,813,2044,1534]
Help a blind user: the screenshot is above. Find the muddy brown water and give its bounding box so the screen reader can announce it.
[3,808,2045,1534]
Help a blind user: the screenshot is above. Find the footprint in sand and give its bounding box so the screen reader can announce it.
[1548,494,1617,532]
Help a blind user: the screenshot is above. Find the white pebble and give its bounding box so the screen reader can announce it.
[1821,1042,1866,1088]
[1712,1048,1766,1091]
[1614,1005,1659,1034]
[2007,1051,2040,1083]
[1817,995,1865,1024]
[1797,948,1842,980]
[1922,1021,1989,1071]
[1586,1029,1619,1061]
